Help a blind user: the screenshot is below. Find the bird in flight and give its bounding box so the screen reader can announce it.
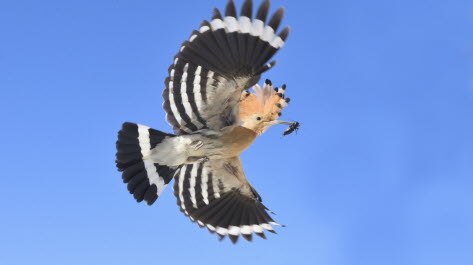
[115,0,297,243]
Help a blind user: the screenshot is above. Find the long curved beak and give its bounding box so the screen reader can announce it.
[265,120,293,126]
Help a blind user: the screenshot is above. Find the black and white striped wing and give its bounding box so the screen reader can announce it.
[173,157,281,243]
[163,0,290,134]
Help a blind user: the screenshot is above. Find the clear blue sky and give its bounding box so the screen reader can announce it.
[1,0,472,264]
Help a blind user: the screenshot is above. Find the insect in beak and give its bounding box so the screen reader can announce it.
[263,120,300,135]
[283,121,300,136]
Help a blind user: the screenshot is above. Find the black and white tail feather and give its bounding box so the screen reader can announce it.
[116,123,177,205]
[116,0,289,243]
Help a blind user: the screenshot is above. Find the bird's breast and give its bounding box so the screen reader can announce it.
[219,126,257,157]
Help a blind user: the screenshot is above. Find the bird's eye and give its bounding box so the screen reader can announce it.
[256,117,262,121]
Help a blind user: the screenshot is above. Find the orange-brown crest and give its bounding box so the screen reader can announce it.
[239,80,288,123]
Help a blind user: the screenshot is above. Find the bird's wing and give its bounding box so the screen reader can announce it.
[163,0,289,134]
[173,156,281,243]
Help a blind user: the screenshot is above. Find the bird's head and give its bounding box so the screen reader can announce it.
[239,79,292,135]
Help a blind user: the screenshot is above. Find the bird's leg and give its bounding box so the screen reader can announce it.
[190,140,204,150]
[187,156,209,164]
[197,157,209,163]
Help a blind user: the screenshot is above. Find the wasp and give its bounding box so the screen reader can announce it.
[283,121,300,136]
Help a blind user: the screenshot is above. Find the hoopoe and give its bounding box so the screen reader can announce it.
[115,0,298,243]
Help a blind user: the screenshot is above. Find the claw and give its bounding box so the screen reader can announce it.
[197,157,209,163]
[191,140,203,150]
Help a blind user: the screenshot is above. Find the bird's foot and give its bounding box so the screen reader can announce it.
[187,156,209,164]
[190,140,204,150]
[197,157,209,163]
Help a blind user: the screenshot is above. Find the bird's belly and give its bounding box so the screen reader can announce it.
[178,126,256,163]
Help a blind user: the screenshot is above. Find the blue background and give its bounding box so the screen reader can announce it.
[1,0,472,264]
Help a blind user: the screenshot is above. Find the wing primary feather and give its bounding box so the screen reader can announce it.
[254,60,277,75]
[257,203,275,223]
[253,203,266,226]
[269,25,290,52]
[217,192,241,229]
[229,198,245,227]
[255,232,267,239]
[237,32,249,72]
[255,0,270,22]
[229,234,239,244]
[254,26,290,67]
[178,41,225,76]
[252,208,268,239]
[248,38,269,68]
[198,20,234,73]
[239,201,253,241]
[212,8,223,20]
[278,26,290,42]
[245,0,270,71]
[225,0,237,17]
[242,233,252,242]
[244,35,258,71]
[195,192,235,225]
[223,2,241,69]
[210,9,237,74]
[184,33,226,70]
[226,32,240,69]
[267,7,284,31]
[206,193,238,230]
[253,45,277,69]
[237,0,252,72]
[255,205,277,234]
[240,0,253,18]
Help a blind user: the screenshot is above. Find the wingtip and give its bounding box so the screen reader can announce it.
[229,234,239,244]
[218,233,226,241]
[255,0,270,22]
[212,8,223,20]
[278,26,290,41]
[255,231,267,239]
[225,0,237,17]
[240,0,253,18]
[268,7,284,31]
[242,233,253,242]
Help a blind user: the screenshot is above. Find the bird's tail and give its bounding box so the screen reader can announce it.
[115,122,178,205]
